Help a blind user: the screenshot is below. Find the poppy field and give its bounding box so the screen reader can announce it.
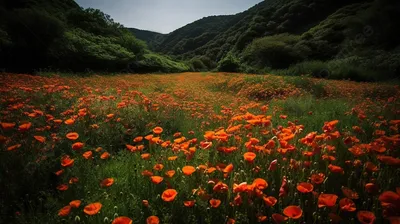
[0,72,400,224]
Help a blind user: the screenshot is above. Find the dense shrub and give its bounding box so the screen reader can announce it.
[242,34,303,69]
[217,53,241,72]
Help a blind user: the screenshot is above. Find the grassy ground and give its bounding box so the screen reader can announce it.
[0,72,399,224]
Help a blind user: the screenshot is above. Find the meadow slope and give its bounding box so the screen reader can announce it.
[0,73,399,224]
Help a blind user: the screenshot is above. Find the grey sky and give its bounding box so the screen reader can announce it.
[75,0,263,34]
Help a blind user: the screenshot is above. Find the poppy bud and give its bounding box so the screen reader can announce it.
[103,217,109,223]
[114,213,118,219]
[75,216,81,222]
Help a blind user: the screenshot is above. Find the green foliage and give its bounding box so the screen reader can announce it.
[0,0,186,73]
[137,53,190,73]
[243,34,303,69]
[131,0,399,80]
[189,56,217,71]
[217,53,240,72]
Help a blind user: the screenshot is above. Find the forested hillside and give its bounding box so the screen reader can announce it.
[0,0,189,73]
[133,0,400,81]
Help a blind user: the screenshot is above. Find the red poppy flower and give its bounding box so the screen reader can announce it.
[58,205,71,217]
[72,142,84,150]
[84,202,102,215]
[182,166,196,176]
[184,200,195,207]
[357,211,376,224]
[263,196,277,207]
[69,200,81,208]
[147,216,159,224]
[297,182,314,193]
[209,198,221,208]
[112,216,132,224]
[153,127,163,135]
[162,189,178,202]
[66,132,79,140]
[243,152,256,163]
[339,198,356,212]
[318,194,338,208]
[150,176,163,184]
[283,205,303,219]
[100,178,114,187]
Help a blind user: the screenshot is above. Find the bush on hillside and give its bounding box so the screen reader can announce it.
[217,53,241,72]
[242,34,304,69]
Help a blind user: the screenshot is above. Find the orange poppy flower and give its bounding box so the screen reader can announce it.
[209,198,221,208]
[57,184,68,191]
[263,196,277,207]
[34,136,45,143]
[161,189,178,202]
[83,202,102,216]
[165,170,176,178]
[0,122,15,130]
[223,164,234,173]
[112,216,132,224]
[106,114,115,119]
[66,132,79,140]
[100,178,114,187]
[150,176,163,184]
[69,200,81,208]
[7,144,21,151]
[182,166,196,176]
[64,119,75,125]
[184,200,195,207]
[153,164,164,171]
[133,136,143,142]
[283,205,303,219]
[142,170,154,177]
[252,178,268,190]
[61,155,74,167]
[297,182,314,193]
[272,213,288,224]
[72,142,84,150]
[339,198,356,212]
[357,211,376,224]
[82,151,93,159]
[168,156,178,161]
[141,153,151,160]
[328,164,344,174]
[146,216,159,224]
[100,152,110,159]
[153,127,163,135]
[318,194,338,208]
[53,119,63,124]
[58,205,71,217]
[243,152,256,163]
[18,122,32,132]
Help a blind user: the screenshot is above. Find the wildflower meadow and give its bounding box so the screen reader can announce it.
[0,72,399,224]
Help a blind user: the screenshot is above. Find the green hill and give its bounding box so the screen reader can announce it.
[132,0,400,80]
[0,0,189,73]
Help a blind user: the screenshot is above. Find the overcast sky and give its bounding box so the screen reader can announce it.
[75,0,263,34]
